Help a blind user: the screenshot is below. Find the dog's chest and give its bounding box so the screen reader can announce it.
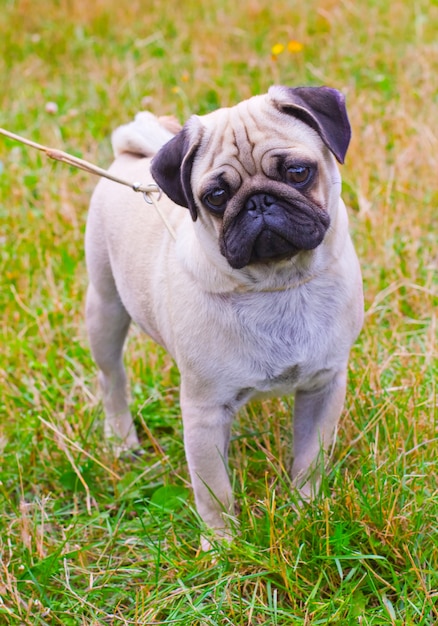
[226,287,342,394]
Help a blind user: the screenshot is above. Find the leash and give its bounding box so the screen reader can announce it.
[0,127,177,240]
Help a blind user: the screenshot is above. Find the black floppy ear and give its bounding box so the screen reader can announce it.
[151,117,203,221]
[268,85,351,164]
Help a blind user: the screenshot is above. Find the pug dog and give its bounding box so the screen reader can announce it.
[85,85,363,546]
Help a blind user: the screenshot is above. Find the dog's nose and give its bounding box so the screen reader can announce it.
[245,194,276,217]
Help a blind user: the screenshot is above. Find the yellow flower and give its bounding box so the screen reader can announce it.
[271,43,285,56]
[287,40,304,53]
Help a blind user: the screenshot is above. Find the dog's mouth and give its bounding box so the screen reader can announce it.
[220,192,330,270]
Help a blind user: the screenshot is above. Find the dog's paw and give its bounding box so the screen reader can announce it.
[105,430,142,459]
[199,532,233,563]
[118,446,145,462]
[198,513,239,554]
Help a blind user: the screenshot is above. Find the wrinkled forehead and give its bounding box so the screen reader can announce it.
[194,94,326,181]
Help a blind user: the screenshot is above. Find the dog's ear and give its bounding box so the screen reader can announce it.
[269,85,351,164]
[151,117,203,221]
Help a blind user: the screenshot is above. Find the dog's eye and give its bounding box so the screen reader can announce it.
[203,188,229,213]
[285,165,313,187]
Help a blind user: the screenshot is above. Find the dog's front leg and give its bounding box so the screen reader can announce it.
[180,384,234,548]
[291,370,348,500]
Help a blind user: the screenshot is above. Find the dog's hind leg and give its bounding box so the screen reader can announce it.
[86,282,140,452]
[85,204,140,453]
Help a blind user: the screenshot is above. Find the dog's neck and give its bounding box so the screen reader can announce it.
[230,271,316,293]
[175,219,323,294]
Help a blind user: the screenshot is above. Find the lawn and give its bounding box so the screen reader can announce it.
[0,0,437,623]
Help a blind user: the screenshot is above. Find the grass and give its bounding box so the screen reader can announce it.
[0,0,437,623]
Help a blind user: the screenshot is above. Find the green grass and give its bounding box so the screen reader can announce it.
[0,0,437,623]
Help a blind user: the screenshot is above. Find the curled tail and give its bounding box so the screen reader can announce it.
[111,112,181,158]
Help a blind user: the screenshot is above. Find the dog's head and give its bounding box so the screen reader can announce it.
[151,86,351,270]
